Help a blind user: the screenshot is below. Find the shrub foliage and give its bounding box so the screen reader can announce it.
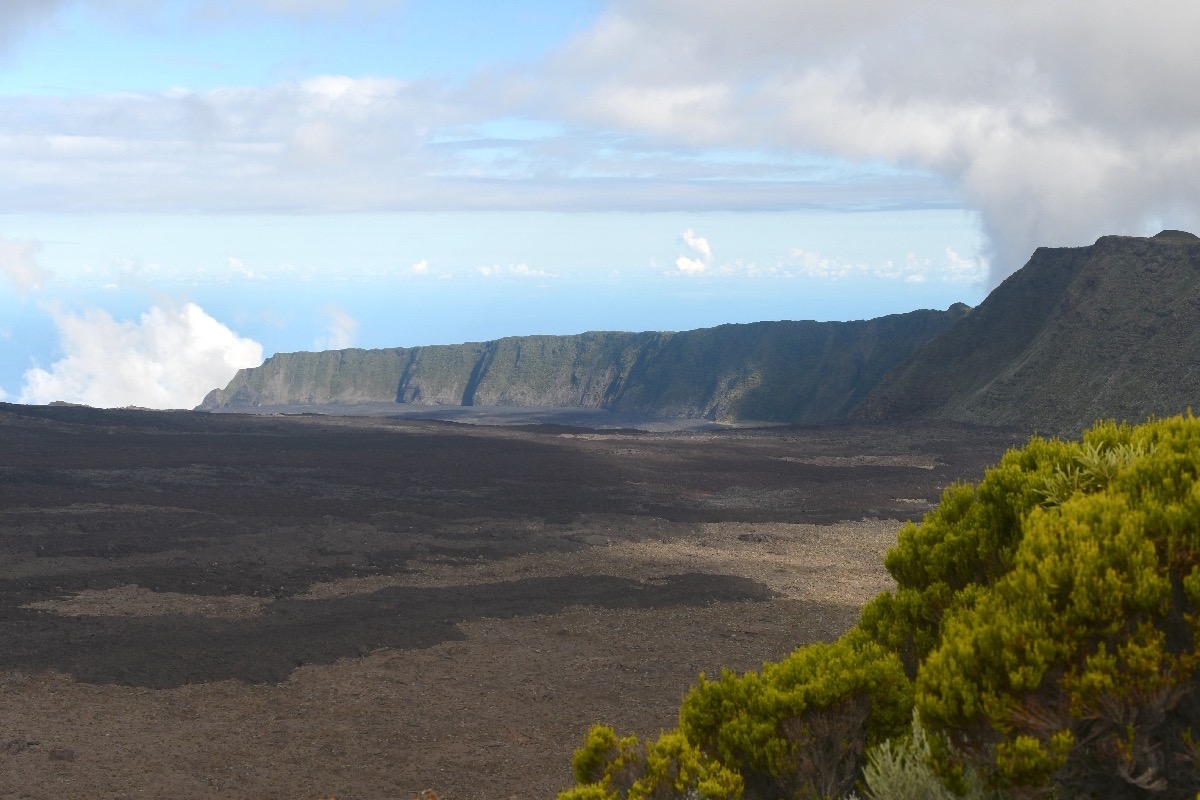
[560,416,1200,799]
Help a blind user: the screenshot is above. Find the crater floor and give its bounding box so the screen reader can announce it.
[0,404,1020,799]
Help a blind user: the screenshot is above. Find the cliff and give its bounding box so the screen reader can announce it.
[199,308,969,423]
[855,231,1200,433]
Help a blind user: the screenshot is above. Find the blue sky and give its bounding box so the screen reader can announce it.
[1,0,1196,408]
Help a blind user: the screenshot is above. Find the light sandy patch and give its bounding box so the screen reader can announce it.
[299,518,900,608]
[23,584,270,620]
[20,519,900,622]
[770,454,937,469]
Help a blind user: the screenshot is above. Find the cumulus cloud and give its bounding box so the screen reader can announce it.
[19,302,263,409]
[542,0,1200,281]
[787,249,855,280]
[313,304,359,350]
[0,238,51,292]
[674,255,705,275]
[680,228,711,260]
[674,228,711,275]
[410,259,429,275]
[477,263,557,279]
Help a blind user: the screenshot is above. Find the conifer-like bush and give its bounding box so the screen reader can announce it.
[561,724,744,800]
[560,416,1200,800]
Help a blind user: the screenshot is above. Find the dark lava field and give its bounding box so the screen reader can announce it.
[0,403,1020,799]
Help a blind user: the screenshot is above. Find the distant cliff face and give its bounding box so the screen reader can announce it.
[855,231,1200,434]
[199,308,969,423]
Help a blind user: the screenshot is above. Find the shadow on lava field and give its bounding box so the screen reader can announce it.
[0,403,1021,799]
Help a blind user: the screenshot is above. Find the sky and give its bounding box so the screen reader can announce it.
[0,1,1196,409]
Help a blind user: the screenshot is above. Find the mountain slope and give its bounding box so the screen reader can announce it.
[855,231,1200,433]
[199,307,968,423]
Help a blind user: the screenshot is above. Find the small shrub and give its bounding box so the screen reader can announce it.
[860,713,995,800]
[561,725,742,800]
[679,635,912,799]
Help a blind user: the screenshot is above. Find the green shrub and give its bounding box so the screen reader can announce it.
[858,435,1084,676]
[563,416,1200,800]
[678,635,912,799]
[915,416,1200,797]
[561,724,743,800]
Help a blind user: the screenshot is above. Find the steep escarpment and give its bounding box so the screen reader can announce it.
[855,231,1200,433]
[200,307,968,423]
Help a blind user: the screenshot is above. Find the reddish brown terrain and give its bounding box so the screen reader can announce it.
[0,403,1021,799]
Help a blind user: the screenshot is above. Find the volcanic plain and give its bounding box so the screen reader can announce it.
[0,403,1021,799]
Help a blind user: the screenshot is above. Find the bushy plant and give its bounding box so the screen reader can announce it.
[678,635,911,800]
[561,724,743,800]
[562,416,1200,800]
[858,435,1082,676]
[916,417,1200,797]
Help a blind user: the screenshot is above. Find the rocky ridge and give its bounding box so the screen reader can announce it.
[202,231,1200,433]
[200,309,968,424]
[855,230,1200,433]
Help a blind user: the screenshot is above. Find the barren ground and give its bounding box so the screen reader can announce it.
[0,404,1022,799]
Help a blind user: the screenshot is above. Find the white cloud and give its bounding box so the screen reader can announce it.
[227,255,262,279]
[680,228,711,260]
[0,75,458,213]
[0,69,942,217]
[782,246,980,284]
[942,247,988,284]
[410,259,429,274]
[313,304,359,350]
[674,228,712,275]
[19,302,263,409]
[478,263,557,279]
[541,0,1200,281]
[787,249,854,280]
[0,238,50,293]
[1,1,1196,288]
[511,263,555,278]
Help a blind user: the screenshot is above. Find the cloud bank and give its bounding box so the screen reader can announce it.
[0,1,1197,284]
[541,0,1200,280]
[19,303,263,409]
